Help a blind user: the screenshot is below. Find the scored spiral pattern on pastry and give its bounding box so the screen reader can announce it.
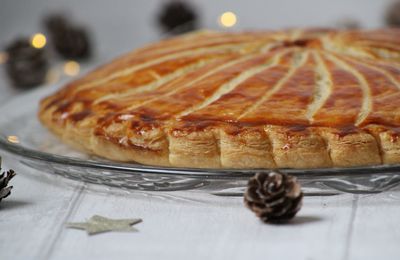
[39,28,400,168]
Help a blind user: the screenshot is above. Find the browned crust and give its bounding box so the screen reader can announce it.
[38,108,393,168]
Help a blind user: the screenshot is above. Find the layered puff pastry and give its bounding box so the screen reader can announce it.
[39,29,400,168]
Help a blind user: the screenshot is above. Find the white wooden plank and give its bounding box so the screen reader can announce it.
[346,192,400,260]
[0,156,83,260]
[48,188,356,260]
[2,155,400,260]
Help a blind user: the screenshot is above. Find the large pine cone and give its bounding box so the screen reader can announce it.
[5,39,48,88]
[244,171,303,223]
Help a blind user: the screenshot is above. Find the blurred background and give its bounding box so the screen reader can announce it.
[1,0,400,99]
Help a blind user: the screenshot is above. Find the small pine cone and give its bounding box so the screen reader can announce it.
[244,171,303,223]
[158,1,198,34]
[5,39,48,88]
[386,1,400,27]
[44,15,91,59]
[0,169,16,202]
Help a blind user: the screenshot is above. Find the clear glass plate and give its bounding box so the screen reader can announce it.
[1,84,400,195]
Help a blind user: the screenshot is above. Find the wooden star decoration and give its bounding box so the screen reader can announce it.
[66,215,142,235]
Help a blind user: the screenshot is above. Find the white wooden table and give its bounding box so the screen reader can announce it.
[1,1,400,259]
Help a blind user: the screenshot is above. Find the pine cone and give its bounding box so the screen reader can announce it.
[44,15,91,59]
[0,169,16,202]
[386,1,400,27]
[244,171,303,223]
[5,39,48,88]
[158,1,198,34]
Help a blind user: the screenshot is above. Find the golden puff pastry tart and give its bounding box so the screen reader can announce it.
[39,29,400,168]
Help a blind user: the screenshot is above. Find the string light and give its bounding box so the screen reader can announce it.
[219,11,237,28]
[45,68,61,84]
[64,61,80,76]
[31,33,47,49]
[7,135,19,144]
[0,52,8,64]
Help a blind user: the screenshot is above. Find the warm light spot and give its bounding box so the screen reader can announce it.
[31,33,47,49]
[219,11,237,28]
[46,68,61,84]
[0,52,8,64]
[7,135,19,144]
[64,61,80,76]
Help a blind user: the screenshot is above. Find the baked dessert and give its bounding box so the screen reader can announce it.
[39,28,400,169]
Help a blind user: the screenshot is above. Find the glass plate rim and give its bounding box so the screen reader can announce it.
[3,131,400,178]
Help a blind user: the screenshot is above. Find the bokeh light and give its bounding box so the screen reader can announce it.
[31,33,47,49]
[46,68,61,84]
[0,52,8,64]
[219,11,237,28]
[64,61,80,76]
